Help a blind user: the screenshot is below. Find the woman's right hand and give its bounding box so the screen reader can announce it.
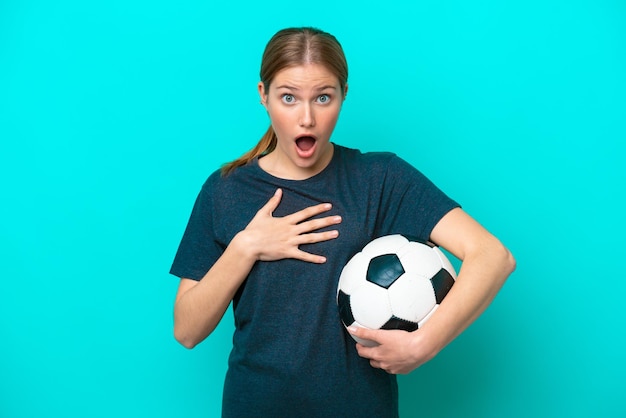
[174,188,341,348]
[238,188,342,264]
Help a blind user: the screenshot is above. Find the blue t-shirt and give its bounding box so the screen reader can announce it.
[170,144,459,417]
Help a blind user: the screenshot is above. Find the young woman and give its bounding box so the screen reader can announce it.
[171,27,515,417]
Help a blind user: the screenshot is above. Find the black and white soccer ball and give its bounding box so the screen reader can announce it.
[337,234,457,347]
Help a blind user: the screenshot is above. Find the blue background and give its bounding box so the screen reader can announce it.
[1,1,624,417]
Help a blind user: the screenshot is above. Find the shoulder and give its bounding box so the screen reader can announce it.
[197,163,273,214]
[334,144,417,178]
[334,144,400,173]
[195,166,241,206]
[198,168,224,194]
[201,162,257,191]
[335,144,395,162]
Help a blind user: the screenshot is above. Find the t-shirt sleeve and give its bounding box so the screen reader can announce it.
[377,155,460,241]
[170,174,224,281]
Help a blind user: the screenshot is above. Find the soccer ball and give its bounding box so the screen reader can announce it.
[337,234,457,347]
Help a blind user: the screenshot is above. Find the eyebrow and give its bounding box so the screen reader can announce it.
[275,85,338,91]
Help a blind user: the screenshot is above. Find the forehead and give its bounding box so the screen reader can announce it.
[271,64,340,90]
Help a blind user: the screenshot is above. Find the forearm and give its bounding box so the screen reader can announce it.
[417,238,516,356]
[174,233,256,348]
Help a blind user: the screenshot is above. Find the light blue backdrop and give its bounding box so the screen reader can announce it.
[1,1,624,417]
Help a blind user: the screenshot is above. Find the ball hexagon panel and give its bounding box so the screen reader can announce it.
[387,272,437,323]
[397,241,443,279]
[361,234,408,258]
[350,283,392,330]
[418,304,439,328]
[337,252,370,295]
[366,253,405,289]
[433,246,457,279]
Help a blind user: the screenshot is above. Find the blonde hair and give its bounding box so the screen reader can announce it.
[221,27,348,175]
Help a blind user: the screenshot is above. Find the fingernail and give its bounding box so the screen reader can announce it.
[347,326,357,334]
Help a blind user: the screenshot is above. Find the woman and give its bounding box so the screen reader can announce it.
[171,27,515,417]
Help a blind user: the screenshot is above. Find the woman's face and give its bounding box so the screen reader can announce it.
[258,63,346,180]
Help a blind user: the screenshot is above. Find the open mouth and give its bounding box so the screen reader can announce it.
[295,136,316,152]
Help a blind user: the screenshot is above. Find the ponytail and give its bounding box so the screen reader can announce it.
[221,125,277,175]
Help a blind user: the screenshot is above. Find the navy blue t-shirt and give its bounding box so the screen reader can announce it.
[170,145,459,417]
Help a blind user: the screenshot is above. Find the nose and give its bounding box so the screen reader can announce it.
[298,103,315,128]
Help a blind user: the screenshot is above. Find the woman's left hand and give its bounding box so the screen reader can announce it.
[348,327,435,375]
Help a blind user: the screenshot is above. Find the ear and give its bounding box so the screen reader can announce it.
[258,81,268,108]
[343,83,349,101]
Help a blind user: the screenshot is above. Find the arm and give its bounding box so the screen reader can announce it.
[173,236,257,349]
[174,188,342,348]
[350,207,516,374]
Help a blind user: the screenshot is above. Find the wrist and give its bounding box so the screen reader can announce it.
[410,326,444,363]
[230,230,261,264]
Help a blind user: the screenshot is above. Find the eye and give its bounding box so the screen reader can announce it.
[281,94,296,104]
[317,94,331,104]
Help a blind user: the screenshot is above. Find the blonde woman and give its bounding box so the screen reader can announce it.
[171,27,515,417]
